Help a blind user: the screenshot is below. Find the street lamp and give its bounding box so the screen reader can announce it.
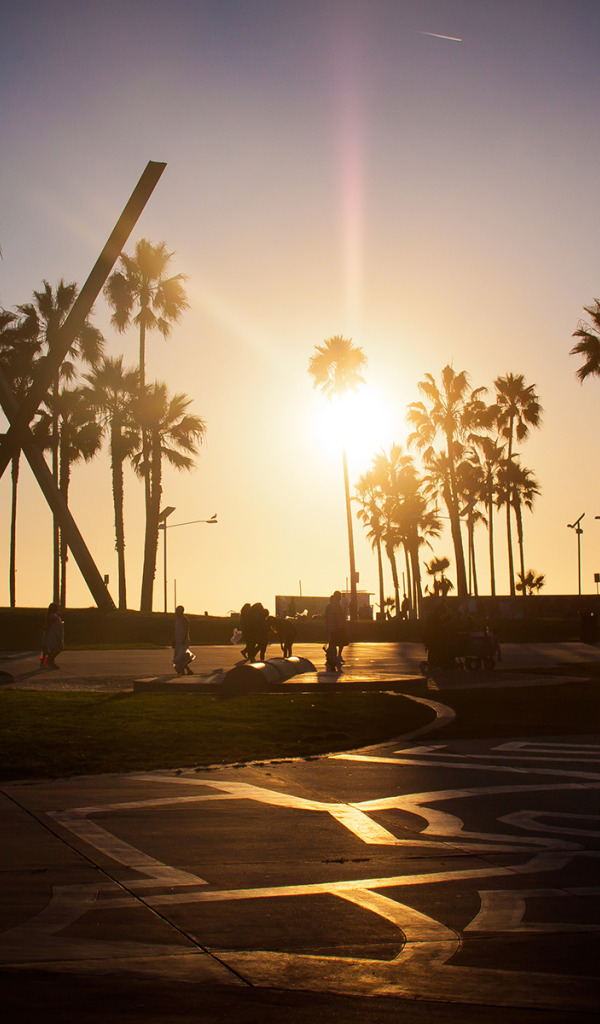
[567,512,585,596]
[158,511,218,613]
[158,506,176,613]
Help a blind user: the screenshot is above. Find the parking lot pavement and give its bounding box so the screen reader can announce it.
[1,721,599,1019]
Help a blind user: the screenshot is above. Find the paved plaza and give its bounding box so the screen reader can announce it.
[1,642,599,1021]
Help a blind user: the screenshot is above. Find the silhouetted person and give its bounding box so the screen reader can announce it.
[239,602,252,659]
[423,603,462,669]
[173,605,195,676]
[276,617,297,658]
[244,602,265,661]
[41,603,64,669]
[325,590,348,671]
[256,608,274,661]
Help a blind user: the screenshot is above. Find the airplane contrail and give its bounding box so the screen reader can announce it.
[416,31,462,42]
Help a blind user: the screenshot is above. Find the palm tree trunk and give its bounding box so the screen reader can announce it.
[403,544,412,617]
[375,537,385,620]
[342,447,358,619]
[9,452,19,607]
[506,427,516,597]
[140,428,162,611]
[444,458,468,598]
[111,424,127,610]
[59,441,70,608]
[514,497,526,600]
[52,376,60,603]
[408,537,422,619]
[385,539,400,617]
[487,484,496,597]
[469,516,479,597]
[506,500,516,596]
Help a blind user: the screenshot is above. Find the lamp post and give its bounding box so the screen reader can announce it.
[567,512,585,596]
[159,511,218,613]
[158,507,176,613]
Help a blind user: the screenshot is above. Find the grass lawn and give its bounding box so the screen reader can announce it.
[0,690,429,780]
[1,678,598,781]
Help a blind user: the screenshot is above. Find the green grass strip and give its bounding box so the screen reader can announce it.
[1,680,598,781]
[0,691,428,780]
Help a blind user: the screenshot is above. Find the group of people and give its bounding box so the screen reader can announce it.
[237,603,298,662]
[37,591,349,677]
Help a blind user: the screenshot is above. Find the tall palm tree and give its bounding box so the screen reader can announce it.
[369,445,441,619]
[308,335,367,619]
[355,469,386,620]
[104,240,189,603]
[494,374,542,595]
[24,280,104,601]
[571,299,600,381]
[83,357,141,610]
[0,306,42,606]
[497,460,541,595]
[468,434,506,597]
[34,387,103,606]
[132,382,206,612]
[369,446,413,616]
[407,366,488,598]
[104,239,189,389]
[455,455,489,598]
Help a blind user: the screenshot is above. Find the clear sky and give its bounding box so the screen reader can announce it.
[2,0,600,615]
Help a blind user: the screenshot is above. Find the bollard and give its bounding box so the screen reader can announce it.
[222,656,315,695]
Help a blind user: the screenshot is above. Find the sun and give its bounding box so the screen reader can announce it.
[312,386,397,474]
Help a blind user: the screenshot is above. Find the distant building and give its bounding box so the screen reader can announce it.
[275,592,373,619]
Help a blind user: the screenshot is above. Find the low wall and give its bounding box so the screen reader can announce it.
[2,597,598,651]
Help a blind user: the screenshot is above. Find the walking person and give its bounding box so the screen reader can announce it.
[256,608,274,662]
[239,602,252,660]
[41,603,64,669]
[324,590,348,672]
[173,605,195,676]
[276,617,297,658]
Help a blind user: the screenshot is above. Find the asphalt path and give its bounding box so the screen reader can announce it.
[1,655,599,1021]
[3,640,600,691]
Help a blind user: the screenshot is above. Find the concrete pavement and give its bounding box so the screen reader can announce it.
[1,641,600,1019]
[2,640,600,692]
[1,705,599,1020]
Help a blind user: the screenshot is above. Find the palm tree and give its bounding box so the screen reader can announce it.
[369,447,413,617]
[407,366,488,598]
[355,469,386,620]
[498,460,541,594]
[308,335,367,619]
[25,280,104,601]
[571,299,600,381]
[0,306,42,606]
[34,387,103,606]
[368,445,441,619]
[455,456,488,598]
[516,569,546,596]
[494,373,542,595]
[83,357,141,610]
[132,382,206,612]
[104,239,189,389]
[424,555,454,597]
[468,434,506,596]
[104,240,189,604]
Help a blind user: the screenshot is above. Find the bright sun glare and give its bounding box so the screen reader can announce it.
[312,387,396,474]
